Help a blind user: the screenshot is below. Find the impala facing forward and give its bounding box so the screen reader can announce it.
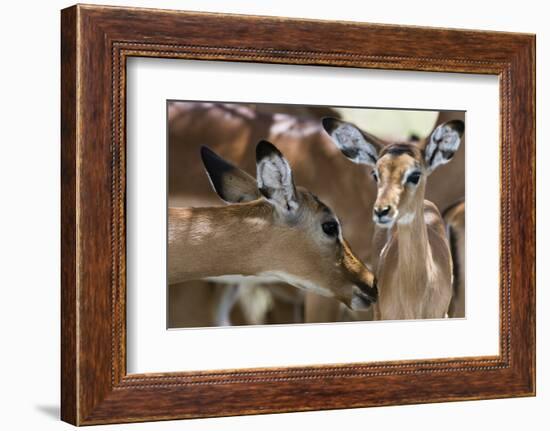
[324,117,464,320]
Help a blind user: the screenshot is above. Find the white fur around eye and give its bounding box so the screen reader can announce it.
[402,168,421,185]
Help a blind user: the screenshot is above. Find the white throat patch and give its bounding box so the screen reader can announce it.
[397,212,414,225]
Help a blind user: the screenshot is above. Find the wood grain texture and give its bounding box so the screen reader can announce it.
[60,4,535,425]
[60,6,78,425]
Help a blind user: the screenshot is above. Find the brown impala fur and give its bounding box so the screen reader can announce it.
[168,103,465,324]
[169,103,465,267]
[443,199,466,318]
[168,142,377,310]
[323,117,464,320]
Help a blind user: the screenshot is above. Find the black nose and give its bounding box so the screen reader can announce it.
[351,279,378,309]
[374,206,391,218]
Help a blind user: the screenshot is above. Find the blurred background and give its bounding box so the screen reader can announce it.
[167,101,465,328]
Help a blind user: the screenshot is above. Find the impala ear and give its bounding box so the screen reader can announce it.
[322,117,383,167]
[200,146,261,203]
[424,120,464,173]
[256,140,299,214]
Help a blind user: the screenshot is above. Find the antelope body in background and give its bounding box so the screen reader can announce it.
[169,141,378,311]
[443,199,466,318]
[323,118,464,320]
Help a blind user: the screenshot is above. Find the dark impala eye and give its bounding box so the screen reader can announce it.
[322,220,339,237]
[406,172,421,185]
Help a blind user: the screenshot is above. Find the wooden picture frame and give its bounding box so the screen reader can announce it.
[61,4,535,425]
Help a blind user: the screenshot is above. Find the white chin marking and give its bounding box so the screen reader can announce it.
[374,218,396,228]
[350,295,366,310]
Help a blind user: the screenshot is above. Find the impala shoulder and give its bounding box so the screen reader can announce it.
[423,200,443,222]
[423,200,447,237]
[442,200,465,229]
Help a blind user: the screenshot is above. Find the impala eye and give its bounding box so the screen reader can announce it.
[322,220,339,237]
[371,171,378,182]
[406,171,421,185]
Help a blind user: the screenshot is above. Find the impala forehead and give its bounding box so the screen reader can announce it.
[376,153,421,181]
[299,189,335,218]
[295,190,345,242]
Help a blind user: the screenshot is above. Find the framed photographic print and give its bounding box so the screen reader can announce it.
[61,4,535,425]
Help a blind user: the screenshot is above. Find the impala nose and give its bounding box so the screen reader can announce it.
[373,205,395,225]
[374,206,391,218]
[350,279,378,310]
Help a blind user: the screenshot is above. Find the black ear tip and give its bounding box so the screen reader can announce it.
[321,117,339,133]
[200,145,235,179]
[256,140,282,162]
[200,145,215,163]
[447,120,465,136]
[200,145,222,172]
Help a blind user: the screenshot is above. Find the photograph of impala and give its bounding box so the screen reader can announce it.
[167,101,465,328]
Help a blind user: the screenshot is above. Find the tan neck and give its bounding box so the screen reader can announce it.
[394,202,431,295]
[376,192,443,320]
[168,201,279,284]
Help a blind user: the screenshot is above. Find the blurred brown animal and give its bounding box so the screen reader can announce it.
[443,199,466,318]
